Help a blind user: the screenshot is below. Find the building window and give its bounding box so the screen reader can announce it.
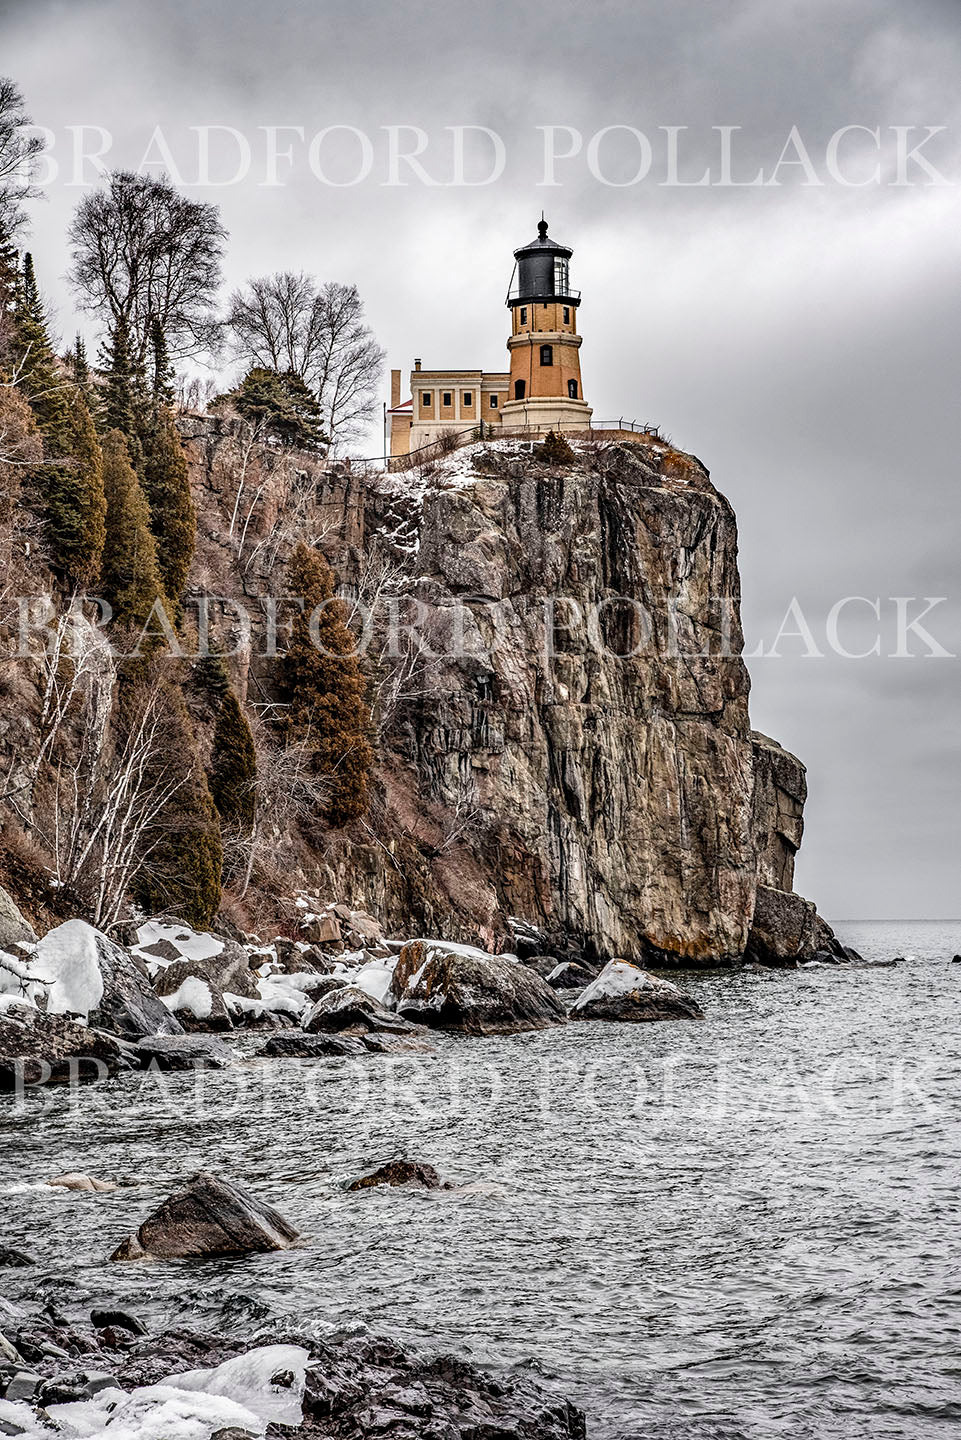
[489,394,498,408]
[519,307,527,325]
[540,344,553,366]
[421,392,432,406]
[463,391,473,407]
[563,306,570,324]
[514,379,526,400]
[442,391,452,406]
[568,378,578,399]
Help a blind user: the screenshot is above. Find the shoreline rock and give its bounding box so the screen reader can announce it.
[570,960,703,1022]
[395,941,568,1036]
[110,1172,300,1262]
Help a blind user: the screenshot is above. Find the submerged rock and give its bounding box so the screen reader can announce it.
[0,1245,34,1267]
[258,1032,368,1058]
[130,1033,235,1070]
[348,1159,448,1191]
[109,1171,299,1261]
[570,960,703,1022]
[0,1007,127,1088]
[395,941,567,1035]
[47,1173,116,1193]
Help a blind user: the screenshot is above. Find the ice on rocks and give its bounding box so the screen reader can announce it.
[2,1343,307,1436]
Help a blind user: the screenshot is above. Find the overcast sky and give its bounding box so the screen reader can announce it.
[4,0,960,922]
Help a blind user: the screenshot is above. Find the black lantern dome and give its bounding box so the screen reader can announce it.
[507,217,580,309]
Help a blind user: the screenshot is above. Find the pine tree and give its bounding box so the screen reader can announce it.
[71,335,90,387]
[42,388,107,589]
[99,429,167,632]
[281,542,372,828]
[139,401,196,604]
[12,253,70,439]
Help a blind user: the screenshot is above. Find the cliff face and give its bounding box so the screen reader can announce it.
[180,422,822,966]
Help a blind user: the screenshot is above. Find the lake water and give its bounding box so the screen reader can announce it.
[2,919,960,1438]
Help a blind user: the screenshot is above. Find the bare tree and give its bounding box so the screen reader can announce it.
[0,77,43,239]
[50,678,192,929]
[67,171,227,364]
[227,273,384,450]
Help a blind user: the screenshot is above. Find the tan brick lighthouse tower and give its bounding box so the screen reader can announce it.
[387,216,593,458]
[498,216,593,434]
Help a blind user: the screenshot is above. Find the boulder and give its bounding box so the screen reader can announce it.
[347,1160,447,1191]
[0,1246,33,1267]
[110,1171,299,1261]
[395,942,567,1036]
[258,1033,368,1059]
[570,961,703,1022]
[90,1309,147,1336]
[29,920,182,1040]
[133,920,259,998]
[0,1007,128,1088]
[153,962,233,1031]
[300,975,348,1004]
[745,886,847,967]
[131,1034,235,1070]
[0,885,36,951]
[304,986,418,1036]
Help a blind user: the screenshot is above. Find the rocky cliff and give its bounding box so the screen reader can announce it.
[180,420,834,966]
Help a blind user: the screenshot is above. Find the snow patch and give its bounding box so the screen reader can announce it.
[2,1343,308,1438]
[160,976,214,1020]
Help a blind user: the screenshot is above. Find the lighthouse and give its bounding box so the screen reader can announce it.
[387,216,592,459]
[498,216,593,433]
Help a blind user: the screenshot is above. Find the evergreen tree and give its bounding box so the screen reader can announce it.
[99,313,145,441]
[11,253,70,439]
[220,366,328,451]
[281,542,372,828]
[209,679,258,837]
[71,334,90,387]
[139,401,196,604]
[43,388,107,588]
[131,683,223,928]
[149,314,175,403]
[99,429,167,631]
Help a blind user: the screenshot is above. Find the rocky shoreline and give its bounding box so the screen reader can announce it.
[0,882,879,1437]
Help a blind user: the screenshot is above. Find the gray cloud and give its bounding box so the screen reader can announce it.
[4,0,959,920]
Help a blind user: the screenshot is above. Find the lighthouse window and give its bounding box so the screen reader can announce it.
[514,379,526,399]
[563,306,570,324]
[540,344,553,367]
[519,307,527,324]
[463,391,473,407]
[489,394,498,408]
[568,379,578,399]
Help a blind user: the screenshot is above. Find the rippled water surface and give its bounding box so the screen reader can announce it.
[2,920,960,1438]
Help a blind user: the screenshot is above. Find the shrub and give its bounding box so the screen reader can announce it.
[534,430,576,466]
